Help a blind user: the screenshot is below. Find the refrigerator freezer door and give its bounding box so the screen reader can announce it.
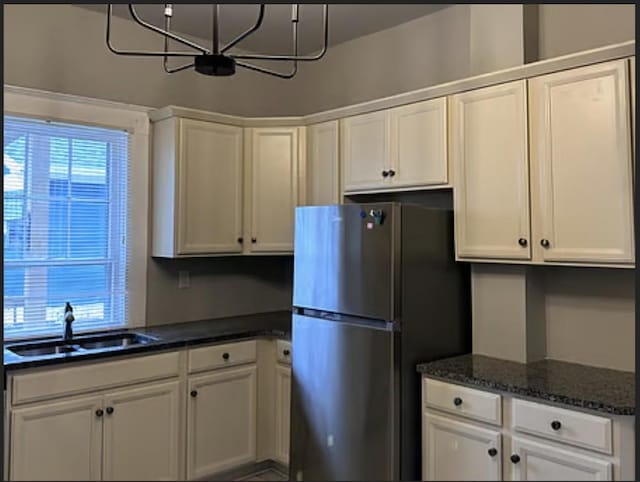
[293,204,396,321]
[289,313,397,481]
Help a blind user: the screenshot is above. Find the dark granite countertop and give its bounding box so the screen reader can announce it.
[417,354,635,416]
[4,311,291,372]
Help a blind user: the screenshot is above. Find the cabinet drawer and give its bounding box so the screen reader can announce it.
[276,340,292,364]
[511,398,612,455]
[12,351,181,405]
[424,378,502,426]
[188,340,257,373]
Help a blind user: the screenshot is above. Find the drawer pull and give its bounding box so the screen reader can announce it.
[106,406,114,415]
[510,454,520,464]
[551,420,562,431]
[283,349,290,356]
[222,352,230,360]
[190,390,198,398]
[453,397,463,406]
[95,409,104,417]
[488,448,498,457]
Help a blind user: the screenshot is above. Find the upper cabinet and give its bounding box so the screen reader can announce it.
[529,60,634,265]
[451,81,531,261]
[306,120,341,205]
[341,97,449,194]
[152,118,244,257]
[245,127,300,253]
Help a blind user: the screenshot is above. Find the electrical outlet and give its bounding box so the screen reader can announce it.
[178,270,190,289]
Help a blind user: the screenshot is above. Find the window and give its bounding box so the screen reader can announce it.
[4,116,130,339]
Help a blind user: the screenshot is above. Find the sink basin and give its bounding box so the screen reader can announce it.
[76,332,157,350]
[6,332,157,357]
[8,341,78,357]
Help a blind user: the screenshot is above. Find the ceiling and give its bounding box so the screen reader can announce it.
[80,4,448,54]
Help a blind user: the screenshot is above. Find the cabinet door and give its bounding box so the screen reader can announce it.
[510,436,612,481]
[187,365,257,479]
[10,395,103,481]
[390,97,448,188]
[247,128,299,253]
[423,412,501,481]
[274,364,291,465]
[306,120,340,205]
[341,110,390,192]
[631,57,635,164]
[529,60,634,264]
[102,381,182,481]
[177,119,243,255]
[452,80,531,260]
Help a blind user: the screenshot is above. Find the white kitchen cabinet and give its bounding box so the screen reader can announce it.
[423,412,502,481]
[630,57,635,160]
[152,117,244,257]
[529,59,634,265]
[306,120,341,205]
[341,110,390,192]
[10,395,103,481]
[102,381,182,481]
[245,127,300,253]
[274,363,291,465]
[451,80,531,261]
[186,365,257,479]
[510,436,612,481]
[389,97,448,188]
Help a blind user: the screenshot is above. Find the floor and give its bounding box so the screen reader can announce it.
[237,469,288,481]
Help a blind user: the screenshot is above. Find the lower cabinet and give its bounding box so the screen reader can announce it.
[186,365,257,479]
[10,395,103,481]
[274,363,291,465]
[510,436,612,481]
[423,412,501,481]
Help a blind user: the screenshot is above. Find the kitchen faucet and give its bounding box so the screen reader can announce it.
[63,302,75,342]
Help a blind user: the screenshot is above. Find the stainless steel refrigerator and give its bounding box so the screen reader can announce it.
[290,203,470,481]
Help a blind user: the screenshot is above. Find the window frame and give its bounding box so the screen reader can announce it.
[4,85,150,340]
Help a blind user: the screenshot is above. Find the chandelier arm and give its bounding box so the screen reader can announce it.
[128,4,210,54]
[106,5,200,57]
[230,5,328,62]
[163,8,195,73]
[220,5,265,54]
[164,61,196,73]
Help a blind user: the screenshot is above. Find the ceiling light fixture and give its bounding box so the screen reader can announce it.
[106,4,329,79]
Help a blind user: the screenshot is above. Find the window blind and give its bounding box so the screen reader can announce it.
[4,116,130,339]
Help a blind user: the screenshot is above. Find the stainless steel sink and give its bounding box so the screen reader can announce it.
[7,332,157,357]
[76,333,157,350]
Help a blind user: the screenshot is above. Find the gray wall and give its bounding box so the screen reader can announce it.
[538,4,635,59]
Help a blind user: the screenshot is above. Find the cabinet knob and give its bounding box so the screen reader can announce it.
[540,239,550,248]
[488,448,498,457]
[222,352,230,360]
[510,454,521,464]
[95,409,104,417]
[518,238,528,247]
[251,237,257,243]
[388,169,396,177]
[551,420,562,431]
[283,349,290,356]
[453,397,463,406]
[237,237,243,244]
[382,170,389,178]
[190,390,198,398]
[105,406,114,415]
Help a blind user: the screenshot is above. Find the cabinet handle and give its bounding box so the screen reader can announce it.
[518,238,528,247]
[222,352,230,360]
[283,349,290,356]
[388,169,396,177]
[382,170,389,178]
[95,409,104,417]
[190,390,198,398]
[251,237,257,243]
[488,448,498,457]
[237,237,243,244]
[540,239,550,248]
[105,406,114,415]
[551,420,562,431]
[453,397,463,406]
[510,454,521,464]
